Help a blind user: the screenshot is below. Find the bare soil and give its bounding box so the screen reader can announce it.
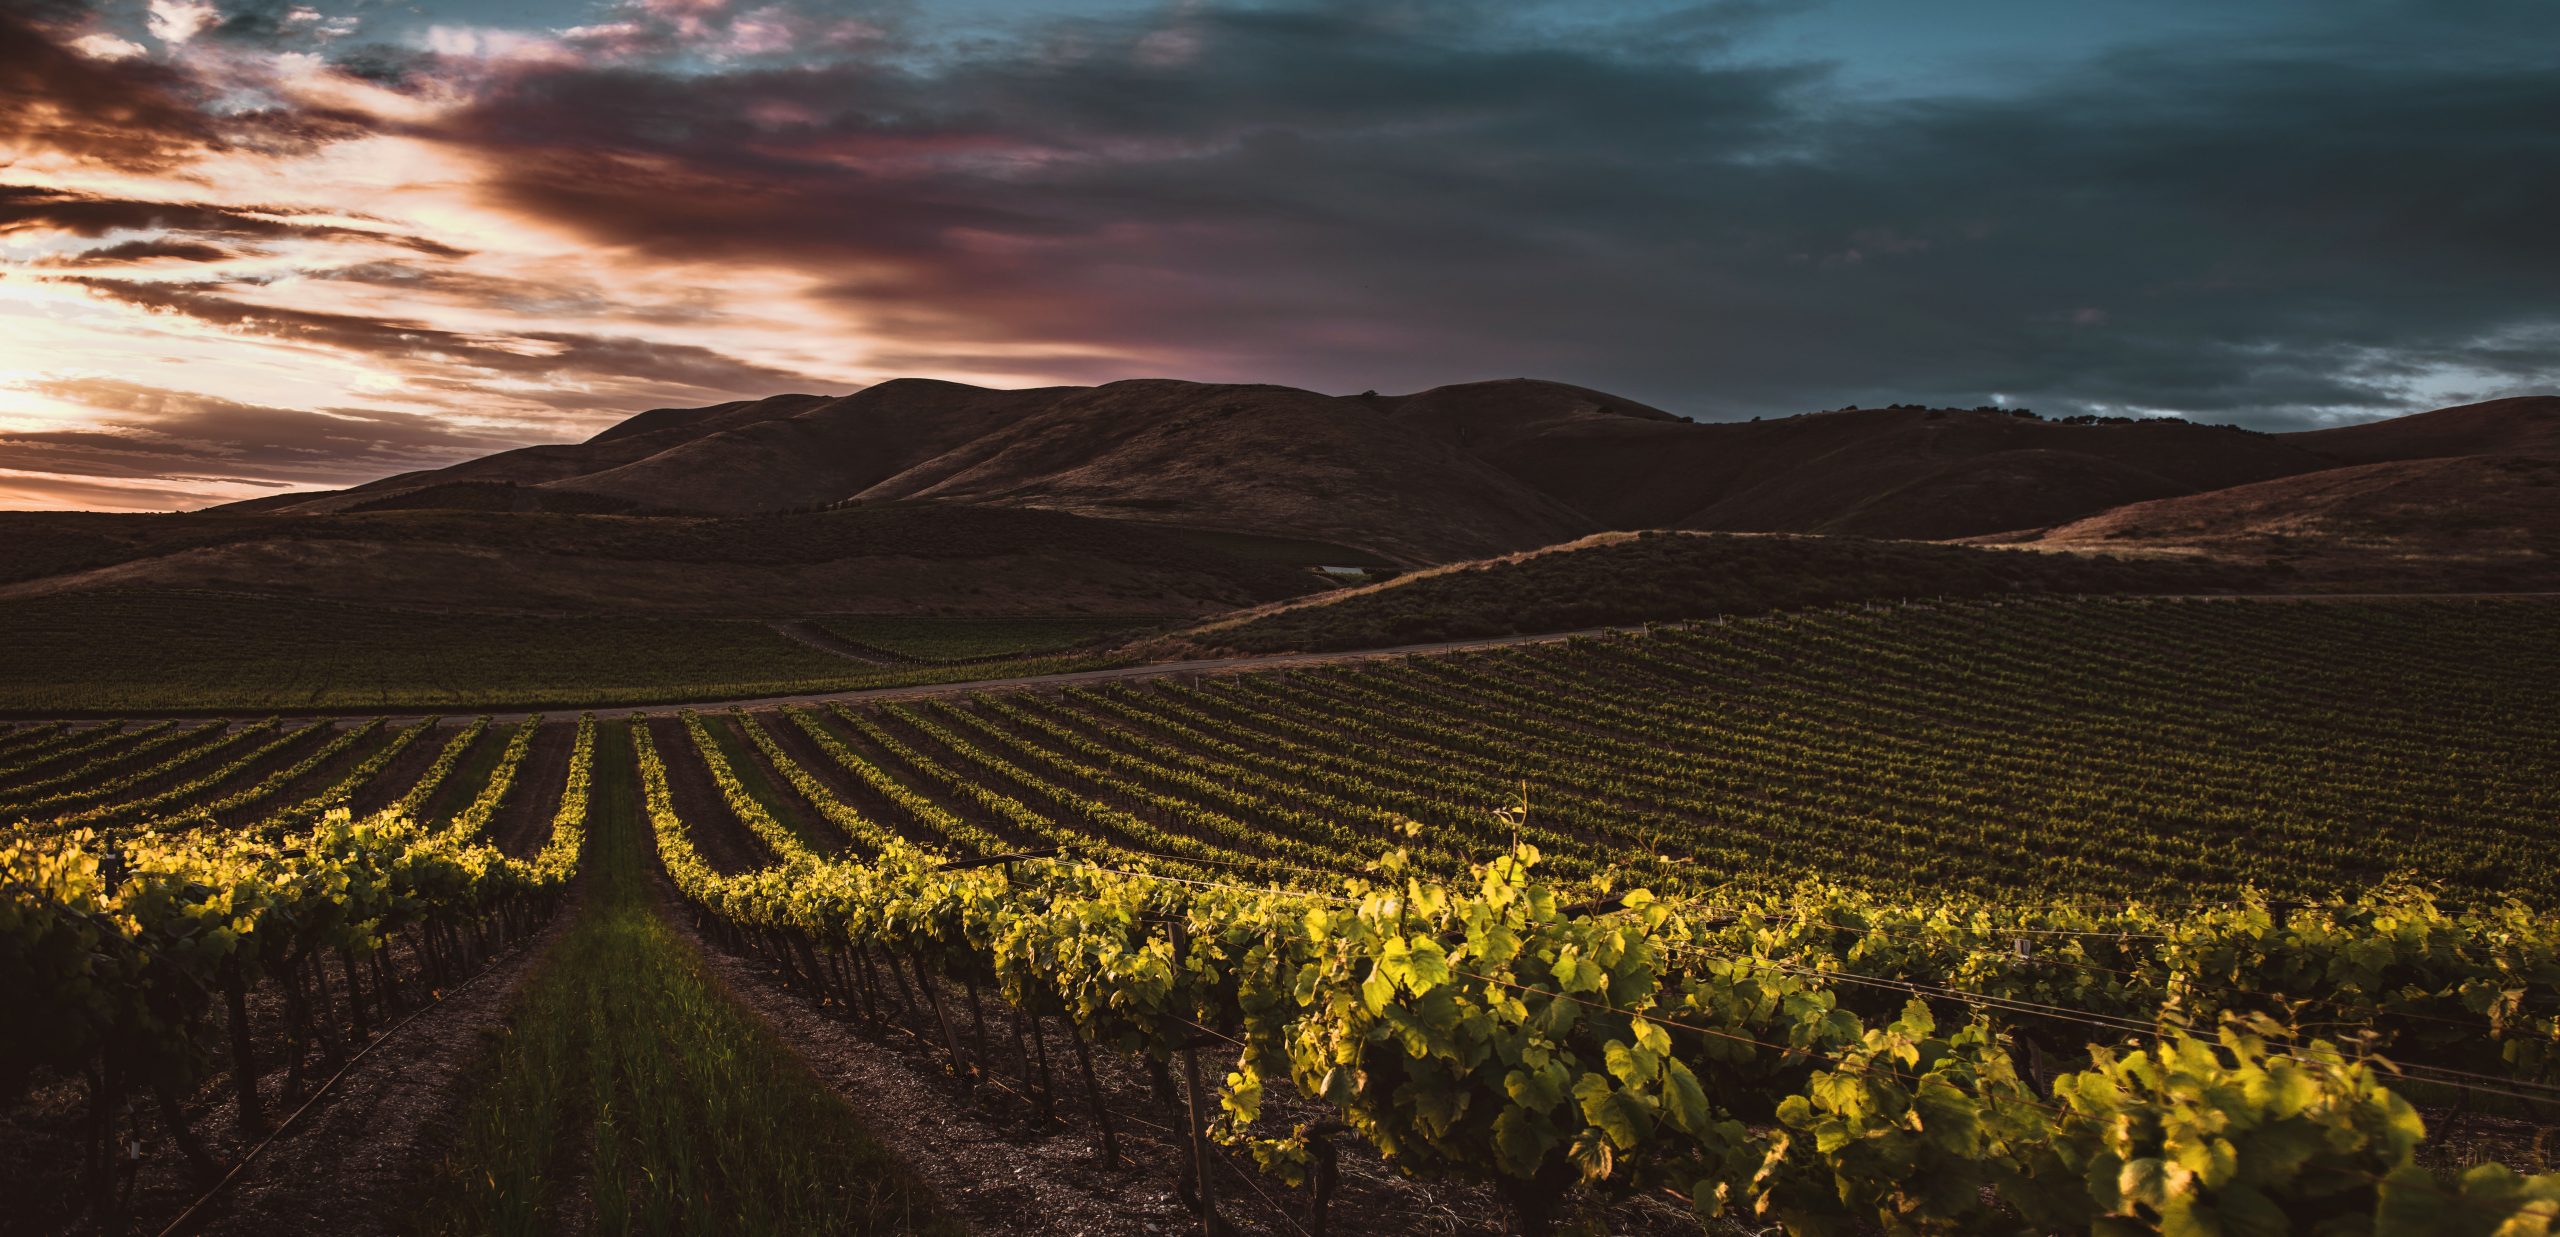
[643,717,772,872]
[487,721,575,857]
[194,914,570,1236]
[0,911,567,1237]
[754,708,928,850]
[208,723,401,829]
[348,720,463,817]
[415,727,501,823]
[710,713,845,853]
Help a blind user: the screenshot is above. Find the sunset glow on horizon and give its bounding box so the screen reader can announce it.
[4,0,2554,510]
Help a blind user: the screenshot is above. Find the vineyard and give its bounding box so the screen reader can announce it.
[0,592,1128,713]
[4,597,2558,1234]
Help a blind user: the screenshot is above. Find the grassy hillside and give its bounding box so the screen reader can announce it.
[0,504,1329,619]
[0,591,1123,713]
[811,615,1155,662]
[1179,530,2255,653]
[2005,454,2560,590]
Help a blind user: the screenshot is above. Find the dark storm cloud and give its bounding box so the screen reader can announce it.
[0,4,378,167]
[43,238,241,264]
[0,7,228,168]
[4,0,2554,443]
[415,0,2558,425]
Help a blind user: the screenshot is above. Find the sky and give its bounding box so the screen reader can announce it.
[1,0,2554,510]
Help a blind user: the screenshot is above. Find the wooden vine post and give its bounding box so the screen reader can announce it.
[1169,920,1222,1236]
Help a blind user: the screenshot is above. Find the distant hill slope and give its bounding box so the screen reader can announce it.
[1439,406,2322,538]
[212,376,2558,564]
[2287,395,2560,465]
[549,380,1078,516]
[219,394,837,515]
[1159,530,2256,654]
[1994,454,2560,589]
[847,380,1596,563]
[0,506,1333,618]
[228,378,1611,562]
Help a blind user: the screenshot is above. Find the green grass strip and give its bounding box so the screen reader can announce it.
[415,722,956,1237]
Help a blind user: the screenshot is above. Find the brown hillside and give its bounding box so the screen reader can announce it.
[2002,454,2560,588]
[1435,406,2325,537]
[851,379,1595,562]
[1373,378,1683,451]
[215,393,834,515]
[1681,417,2320,539]
[2286,396,2560,465]
[0,506,1330,618]
[546,380,1076,514]
[1153,529,2256,655]
[219,378,1596,561]
[203,378,2558,564]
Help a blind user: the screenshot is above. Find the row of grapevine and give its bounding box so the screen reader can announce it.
[632,713,2560,1234]
[393,716,491,819]
[152,718,394,833]
[0,721,70,762]
[732,711,908,854]
[0,721,224,811]
[257,716,436,831]
[613,602,2560,1100]
[0,712,594,1225]
[0,721,162,788]
[0,721,270,822]
[0,805,579,1219]
[25,720,314,836]
[714,601,2554,922]
[444,716,541,840]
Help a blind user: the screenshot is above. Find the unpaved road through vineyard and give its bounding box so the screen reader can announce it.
[16,591,2554,725]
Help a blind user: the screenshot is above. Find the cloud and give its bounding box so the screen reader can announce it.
[0,8,231,168]
[62,276,828,404]
[41,237,241,264]
[0,468,270,512]
[404,1,2559,424]
[0,185,470,256]
[3,0,2558,515]
[0,5,385,169]
[67,32,145,60]
[146,0,220,45]
[0,378,534,506]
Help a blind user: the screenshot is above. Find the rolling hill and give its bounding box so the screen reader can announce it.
[0,505,1334,618]
[1157,529,2257,654]
[2286,395,2560,465]
[115,377,2550,625]
[227,379,1599,562]
[226,377,2555,565]
[1991,453,2560,589]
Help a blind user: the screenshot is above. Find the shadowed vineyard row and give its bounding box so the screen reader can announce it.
[6,598,2559,1232]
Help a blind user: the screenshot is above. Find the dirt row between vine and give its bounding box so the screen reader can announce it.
[2,906,571,1237]
[189,911,571,1237]
[487,720,576,858]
